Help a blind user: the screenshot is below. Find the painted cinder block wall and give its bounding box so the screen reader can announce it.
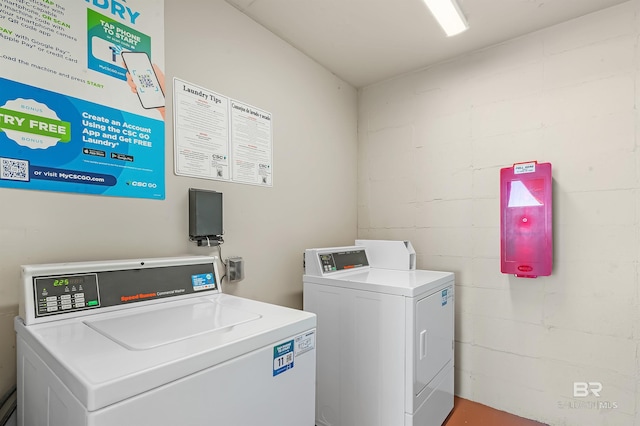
[357,2,640,425]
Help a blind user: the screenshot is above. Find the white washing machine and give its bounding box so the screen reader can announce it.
[303,246,454,426]
[15,256,316,426]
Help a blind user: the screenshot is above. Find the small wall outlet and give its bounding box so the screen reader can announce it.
[227,257,244,283]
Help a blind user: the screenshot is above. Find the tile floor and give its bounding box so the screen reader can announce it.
[444,397,548,426]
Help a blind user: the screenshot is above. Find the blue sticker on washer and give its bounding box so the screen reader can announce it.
[442,289,448,306]
[191,273,216,291]
[273,340,294,376]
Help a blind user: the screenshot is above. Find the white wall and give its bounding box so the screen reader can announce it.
[0,0,358,397]
[358,2,639,425]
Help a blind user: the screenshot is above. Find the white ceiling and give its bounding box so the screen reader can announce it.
[225,0,629,88]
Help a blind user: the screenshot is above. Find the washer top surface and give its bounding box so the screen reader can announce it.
[303,268,453,297]
[15,293,316,411]
[85,297,261,350]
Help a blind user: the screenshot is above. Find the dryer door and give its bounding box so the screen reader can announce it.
[414,285,454,396]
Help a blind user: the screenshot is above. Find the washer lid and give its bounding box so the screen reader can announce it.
[303,268,454,297]
[84,299,261,350]
[15,293,316,412]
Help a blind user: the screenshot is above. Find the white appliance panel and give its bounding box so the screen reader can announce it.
[17,293,315,411]
[304,283,405,426]
[93,335,315,426]
[406,367,454,426]
[304,245,454,426]
[17,331,316,426]
[16,257,317,426]
[414,285,454,397]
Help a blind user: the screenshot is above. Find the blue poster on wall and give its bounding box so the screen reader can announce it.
[0,78,164,199]
[0,0,165,200]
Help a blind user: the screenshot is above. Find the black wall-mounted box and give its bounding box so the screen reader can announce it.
[189,188,223,238]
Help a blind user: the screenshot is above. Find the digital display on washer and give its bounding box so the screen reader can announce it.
[35,273,100,317]
[319,249,368,273]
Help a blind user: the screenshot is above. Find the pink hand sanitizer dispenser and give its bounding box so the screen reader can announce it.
[500,161,552,278]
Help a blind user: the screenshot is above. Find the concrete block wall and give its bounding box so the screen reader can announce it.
[357,2,640,424]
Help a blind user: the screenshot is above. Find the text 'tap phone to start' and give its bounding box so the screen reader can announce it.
[121,51,165,110]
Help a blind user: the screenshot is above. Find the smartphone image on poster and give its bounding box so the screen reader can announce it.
[121,51,165,109]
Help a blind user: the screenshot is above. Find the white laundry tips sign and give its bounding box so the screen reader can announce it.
[273,340,294,376]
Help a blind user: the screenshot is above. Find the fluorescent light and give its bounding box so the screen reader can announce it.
[423,0,469,37]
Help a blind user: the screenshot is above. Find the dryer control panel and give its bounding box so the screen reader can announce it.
[305,247,370,276]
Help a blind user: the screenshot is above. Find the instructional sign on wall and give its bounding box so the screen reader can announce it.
[173,78,230,181]
[230,100,272,186]
[0,0,166,199]
[173,78,273,187]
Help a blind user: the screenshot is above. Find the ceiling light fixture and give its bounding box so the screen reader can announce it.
[423,0,469,37]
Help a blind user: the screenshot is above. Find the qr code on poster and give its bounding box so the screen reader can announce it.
[1,158,29,182]
[138,73,155,89]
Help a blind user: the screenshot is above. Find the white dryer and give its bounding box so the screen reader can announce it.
[15,256,316,426]
[303,246,454,426]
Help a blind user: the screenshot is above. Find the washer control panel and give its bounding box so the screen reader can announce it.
[28,260,220,321]
[34,274,100,317]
